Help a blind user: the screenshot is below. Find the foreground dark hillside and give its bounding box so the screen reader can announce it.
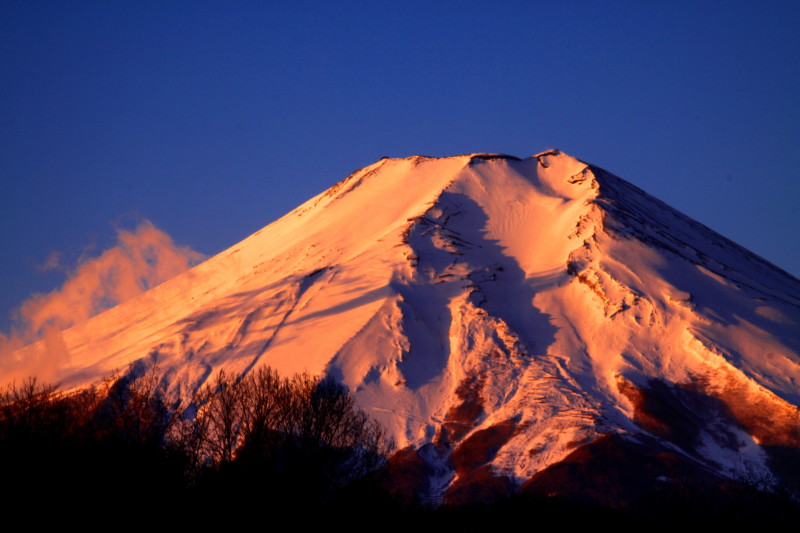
[0,367,390,521]
[2,368,799,527]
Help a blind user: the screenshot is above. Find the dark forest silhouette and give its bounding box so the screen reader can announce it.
[2,367,799,527]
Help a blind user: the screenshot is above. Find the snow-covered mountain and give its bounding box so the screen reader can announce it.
[14,150,800,503]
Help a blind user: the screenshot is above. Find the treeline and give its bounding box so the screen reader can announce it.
[4,367,800,526]
[0,367,394,521]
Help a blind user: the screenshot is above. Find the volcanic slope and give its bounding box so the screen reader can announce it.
[15,150,800,502]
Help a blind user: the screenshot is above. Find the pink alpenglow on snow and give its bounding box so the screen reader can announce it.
[7,150,800,503]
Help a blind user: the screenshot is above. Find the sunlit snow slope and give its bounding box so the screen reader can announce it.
[15,150,800,501]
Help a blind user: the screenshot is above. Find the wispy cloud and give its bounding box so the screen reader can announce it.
[0,220,205,383]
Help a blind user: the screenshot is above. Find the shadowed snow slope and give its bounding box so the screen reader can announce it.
[12,150,800,502]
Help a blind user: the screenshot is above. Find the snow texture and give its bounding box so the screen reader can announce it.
[15,150,800,494]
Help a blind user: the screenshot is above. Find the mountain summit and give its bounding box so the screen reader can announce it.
[16,150,800,504]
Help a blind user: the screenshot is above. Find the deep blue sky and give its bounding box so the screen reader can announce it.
[2,1,799,332]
